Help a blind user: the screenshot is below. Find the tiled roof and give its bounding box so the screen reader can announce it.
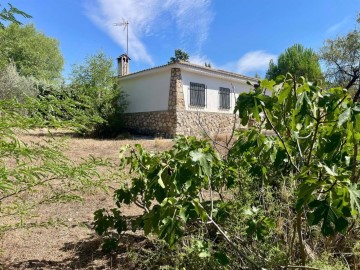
[119,60,258,82]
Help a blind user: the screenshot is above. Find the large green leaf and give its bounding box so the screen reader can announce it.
[307,199,348,236]
[348,184,360,215]
[190,150,212,177]
[277,83,291,104]
[296,178,322,211]
[260,79,276,90]
[159,216,184,247]
[338,107,351,127]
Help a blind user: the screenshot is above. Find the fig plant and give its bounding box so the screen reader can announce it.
[95,75,360,268]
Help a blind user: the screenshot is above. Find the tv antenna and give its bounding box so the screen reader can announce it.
[113,19,129,56]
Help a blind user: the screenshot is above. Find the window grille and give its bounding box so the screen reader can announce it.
[190,82,206,107]
[219,87,230,109]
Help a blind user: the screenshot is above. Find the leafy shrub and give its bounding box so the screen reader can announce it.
[0,62,37,101]
[94,75,360,269]
[69,51,127,137]
[308,253,348,270]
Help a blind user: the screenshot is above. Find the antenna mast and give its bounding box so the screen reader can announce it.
[113,19,129,55]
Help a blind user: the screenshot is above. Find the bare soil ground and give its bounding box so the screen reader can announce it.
[0,130,174,270]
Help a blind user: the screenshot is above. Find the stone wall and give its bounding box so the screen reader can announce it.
[176,111,240,136]
[122,111,176,137]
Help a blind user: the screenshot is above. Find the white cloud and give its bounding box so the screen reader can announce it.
[165,0,213,51]
[326,16,350,34]
[84,0,213,65]
[189,54,216,67]
[222,51,277,75]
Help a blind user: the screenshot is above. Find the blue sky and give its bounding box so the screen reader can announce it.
[7,0,360,78]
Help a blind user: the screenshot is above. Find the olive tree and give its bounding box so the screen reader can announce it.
[0,62,37,102]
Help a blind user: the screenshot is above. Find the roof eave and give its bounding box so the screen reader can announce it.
[119,61,258,83]
[175,62,258,83]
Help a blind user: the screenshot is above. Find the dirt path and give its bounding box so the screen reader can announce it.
[0,132,173,269]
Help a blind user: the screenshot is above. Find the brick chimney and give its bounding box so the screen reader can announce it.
[117,54,130,76]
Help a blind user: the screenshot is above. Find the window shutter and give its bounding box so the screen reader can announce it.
[190,82,206,107]
[219,87,230,109]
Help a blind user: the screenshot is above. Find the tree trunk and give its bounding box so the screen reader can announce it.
[296,214,306,265]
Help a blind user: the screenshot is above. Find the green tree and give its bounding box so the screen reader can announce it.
[168,49,189,64]
[0,23,64,81]
[266,44,322,82]
[0,3,31,28]
[320,18,360,99]
[69,51,126,137]
[70,51,115,97]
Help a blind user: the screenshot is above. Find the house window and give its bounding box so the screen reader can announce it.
[219,87,230,109]
[190,82,206,107]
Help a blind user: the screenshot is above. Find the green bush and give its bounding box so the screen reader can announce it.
[69,51,127,137]
[0,62,37,102]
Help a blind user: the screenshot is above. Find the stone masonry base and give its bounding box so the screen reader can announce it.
[176,111,239,136]
[122,111,176,137]
[123,110,239,137]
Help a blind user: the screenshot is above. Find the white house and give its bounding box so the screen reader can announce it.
[118,54,257,137]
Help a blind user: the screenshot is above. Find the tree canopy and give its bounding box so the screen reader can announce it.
[168,49,189,64]
[320,16,360,99]
[69,51,126,137]
[70,51,115,94]
[0,23,64,81]
[266,44,322,82]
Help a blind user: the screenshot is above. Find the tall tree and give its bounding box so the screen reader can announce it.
[70,51,115,97]
[266,44,322,82]
[69,51,126,137]
[320,16,360,99]
[0,23,64,81]
[168,49,189,64]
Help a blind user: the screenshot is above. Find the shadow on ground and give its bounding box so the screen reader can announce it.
[3,233,153,270]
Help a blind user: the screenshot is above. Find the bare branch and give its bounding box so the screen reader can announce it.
[206,213,261,269]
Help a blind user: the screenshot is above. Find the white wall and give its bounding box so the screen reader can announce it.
[120,69,171,113]
[181,70,252,113]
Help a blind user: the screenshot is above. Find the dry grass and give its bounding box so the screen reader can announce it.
[0,130,174,270]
